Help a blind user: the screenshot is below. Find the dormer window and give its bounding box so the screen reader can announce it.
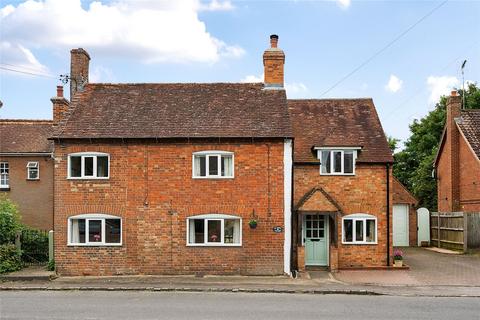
[192,151,234,179]
[315,147,359,175]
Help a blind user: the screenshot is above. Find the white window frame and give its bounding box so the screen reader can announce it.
[0,162,9,188]
[316,147,359,176]
[192,151,234,179]
[186,214,242,247]
[67,152,110,180]
[26,161,40,180]
[342,213,377,245]
[67,214,122,246]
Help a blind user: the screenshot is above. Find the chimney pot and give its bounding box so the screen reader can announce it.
[270,34,279,48]
[451,90,458,96]
[57,85,64,98]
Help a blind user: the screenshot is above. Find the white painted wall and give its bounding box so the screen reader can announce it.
[283,139,292,275]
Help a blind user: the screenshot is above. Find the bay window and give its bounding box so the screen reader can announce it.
[187,214,241,246]
[68,214,121,246]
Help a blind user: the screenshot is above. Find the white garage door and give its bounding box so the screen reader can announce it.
[393,204,409,246]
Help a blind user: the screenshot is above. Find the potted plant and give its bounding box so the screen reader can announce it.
[248,219,257,229]
[393,249,403,267]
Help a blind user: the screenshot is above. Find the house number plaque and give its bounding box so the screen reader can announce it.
[273,226,283,233]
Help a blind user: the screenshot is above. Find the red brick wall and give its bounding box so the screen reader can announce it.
[294,163,392,268]
[438,118,480,212]
[458,134,480,211]
[54,140,286,276]
[0,156,53,230]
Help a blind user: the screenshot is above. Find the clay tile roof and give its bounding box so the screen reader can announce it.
[288,99,393,163]
[457,110,480,160]
[0,120,53,153]
[53,83,292,139]
[392,177,418,205]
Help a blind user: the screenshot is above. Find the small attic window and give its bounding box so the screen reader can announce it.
[315,147,360,176]
[26,161,39,180]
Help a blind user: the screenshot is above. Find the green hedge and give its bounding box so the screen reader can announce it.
[0,197,22,245]
[0,244,23,274]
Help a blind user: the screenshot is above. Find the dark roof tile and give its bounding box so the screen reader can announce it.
[288,99,393,163]
[457,109,480,159]
[0,120,53,153]
[53,83,292,139]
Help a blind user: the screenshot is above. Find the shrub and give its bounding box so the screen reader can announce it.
[0,244,23,274]
[47,259,55,271]
[0,197,22,245]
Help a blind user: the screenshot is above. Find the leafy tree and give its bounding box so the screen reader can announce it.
[393,83,480,210]
[387,136,400,153]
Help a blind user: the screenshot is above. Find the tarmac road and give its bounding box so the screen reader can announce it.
[1,291,479,320]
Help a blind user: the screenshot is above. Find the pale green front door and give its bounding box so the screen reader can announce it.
[304,215,328,266]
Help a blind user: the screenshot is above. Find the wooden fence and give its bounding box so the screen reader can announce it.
[431,212,480,252]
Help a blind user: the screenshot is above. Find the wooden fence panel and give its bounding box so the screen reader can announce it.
[431,212,480,252]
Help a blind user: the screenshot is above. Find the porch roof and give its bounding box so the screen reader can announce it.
[295,187,342,213]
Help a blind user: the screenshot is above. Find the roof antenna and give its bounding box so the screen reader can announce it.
[461,60,467,109]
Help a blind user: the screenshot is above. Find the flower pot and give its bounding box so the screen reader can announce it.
[249,223,257,229]
[394,260,403,267]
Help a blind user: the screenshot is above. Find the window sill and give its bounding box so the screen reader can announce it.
[186,243,242,247]
[320,173,355,176]
[67,243,122,247]
[341,242,377,245]
[67,177,110,181]
[192,176,234,180]
[0,187,10,191]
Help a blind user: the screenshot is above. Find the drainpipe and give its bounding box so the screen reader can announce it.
[290,139,296,276]
[386,164,390,266]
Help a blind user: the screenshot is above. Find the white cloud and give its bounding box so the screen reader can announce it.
[199,0,235,11]
[385,74,403,93]
[427,76,459,104]
[285,82,308,96]
[0,41,49,75]
[0,0,243,70]
[89,66,115,83]
[241,73,308,97]
[337,0,351,9]
[241,74,263,83]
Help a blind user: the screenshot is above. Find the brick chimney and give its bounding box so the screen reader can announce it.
[51,85,69,125]
[70,48,90,98]
[263,34,285,89]
[446,90,462,211]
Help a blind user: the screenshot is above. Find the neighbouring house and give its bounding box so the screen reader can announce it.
[288,99,394,270]
[52,35,393,276]
[0,119,54,230]
[392,177,418,247]
[434,91,480,212]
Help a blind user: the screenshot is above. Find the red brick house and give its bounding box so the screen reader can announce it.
[0,120,54,230]
[288,99,394,270]
[52,35,393,276]
[434,91,480,212]
[392,177,418,247]
[52,37,293,276]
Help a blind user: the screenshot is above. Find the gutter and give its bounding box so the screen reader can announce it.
[0,152,53,156]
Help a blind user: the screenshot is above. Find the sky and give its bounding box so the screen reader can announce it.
[1,0,479,147]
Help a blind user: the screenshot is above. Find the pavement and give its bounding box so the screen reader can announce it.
[1,247,480,297]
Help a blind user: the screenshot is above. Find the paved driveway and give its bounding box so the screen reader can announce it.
[333,247,480,286]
